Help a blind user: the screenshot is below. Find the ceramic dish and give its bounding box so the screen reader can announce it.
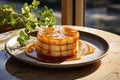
[5,30,109,68]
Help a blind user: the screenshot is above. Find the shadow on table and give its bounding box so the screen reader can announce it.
[6,57,101,80]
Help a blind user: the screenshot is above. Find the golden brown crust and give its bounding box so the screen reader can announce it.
[36,26,80,57]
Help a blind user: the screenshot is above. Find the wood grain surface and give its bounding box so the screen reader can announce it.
[0,26,120,80]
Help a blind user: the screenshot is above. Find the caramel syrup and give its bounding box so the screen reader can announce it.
[25,41,95,63]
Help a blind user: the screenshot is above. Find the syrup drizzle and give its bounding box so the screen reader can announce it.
[25,41,95,63]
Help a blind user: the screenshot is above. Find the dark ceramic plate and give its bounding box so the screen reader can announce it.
[5,30,109,68]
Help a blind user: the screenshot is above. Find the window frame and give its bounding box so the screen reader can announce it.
[61,0,84,26]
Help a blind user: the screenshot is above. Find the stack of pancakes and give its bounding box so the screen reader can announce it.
[36,26,80,58]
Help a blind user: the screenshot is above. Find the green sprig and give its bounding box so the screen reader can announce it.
[17,0,56,46]
[37,6,56,27]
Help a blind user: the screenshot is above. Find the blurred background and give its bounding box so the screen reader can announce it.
[86,0,120,35]
[1,0,120,35]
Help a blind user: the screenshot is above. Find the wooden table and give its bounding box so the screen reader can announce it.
[0,26,120,80]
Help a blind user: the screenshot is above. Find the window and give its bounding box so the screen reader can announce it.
[62,0,120,35]
[62,0,84,26]
[85,0,120,35]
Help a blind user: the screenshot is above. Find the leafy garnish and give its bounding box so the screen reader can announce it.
[17,30,30,46]
[16,0,56,46]
[37,6,56,28]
